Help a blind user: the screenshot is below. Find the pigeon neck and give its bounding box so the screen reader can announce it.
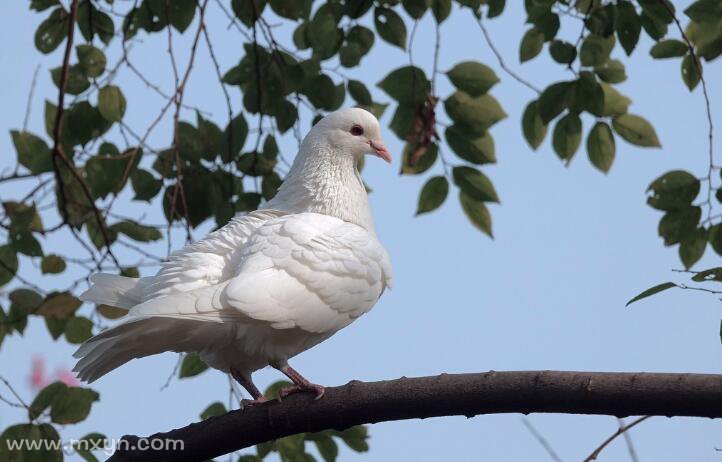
[264,138,375,232]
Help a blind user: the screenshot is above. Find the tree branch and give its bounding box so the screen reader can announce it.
[108,370,722,461]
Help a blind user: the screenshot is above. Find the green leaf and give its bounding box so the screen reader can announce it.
[401,143,438,175]
[378,66,429,105]
[685,0,722,22]
[169,0,196,32]
[586,122,615,173]
[616,0,641,55]
[269,0,305,19]
[459,192,493,237]
[552,113,582,161]
[29,382,68,420]
[626,282,676,306]
[345,25,375,60]
[681,54,701,91]
[570,71,604,116]
[77,2,114,44]
[261,172,283,201]
[50,386,99,424]
[650,39,688,58]
[0,424,62,462]
[595,59,627,83]
[97,304,128,320]
[264,380,292,399]
[0,245,19,286]
[35,7,68,54]
[177,122,203,161]
[640,11,667,41]
[658,206,701,246]
[519,27,545,62]
[647,170,700,211]
[98,85,127,122]
[444,92,506,133]
[231,0,267,26]
[221,114,248,162]
[416,176,449,215]
[374,7,407,49]
[599,83,631,116]
[179,352,209,378]
[10,130,53,174]
[130,169,162,202]
[580,34,615,67]
[85,145,141,199]
[76,44,106,78]
[583,4,614,36]
[348,80,373,106]
[92,305,127,322]
[64,316,93,344]
[50,64,90,95]
[446,61,499,97]
[446,125,495,164]
[111,221,162,242]
[74,432,107,462]
[537,81,572,123]
[549,40,577,64]
[710,224,722,256]
[431,0,452,23]
[309,4,341,58]
[200,402,227,420]
[30,0,60,12]
[680,227,707,269]
[487,0,505,17]
[691,267,722,282]
[37,292,82,318]
[305,74,338,110]
[521,100,547,150]
[10,231,42,257]
[453,166,498,203]
[333,426,369,453]
[10,289,43,314]
[639,0,675,25]
[402,0,429,19]
[612,114,661,147]
[41,254,66,274]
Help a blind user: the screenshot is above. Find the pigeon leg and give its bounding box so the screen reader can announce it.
[275,364,325,401]
[230,368,268,406]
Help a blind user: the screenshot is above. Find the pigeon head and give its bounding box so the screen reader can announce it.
[311,107,391,163]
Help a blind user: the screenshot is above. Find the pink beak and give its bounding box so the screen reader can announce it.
[369,140,392,163]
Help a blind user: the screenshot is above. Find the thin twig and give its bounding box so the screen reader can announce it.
[475,15,541,94]
[0,376,28,409]
[521,417,564,462]
[617,418,641,462]
[583,416,651,462]
[22,65,41,131]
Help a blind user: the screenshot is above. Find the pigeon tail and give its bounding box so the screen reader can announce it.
[79,274,145,309]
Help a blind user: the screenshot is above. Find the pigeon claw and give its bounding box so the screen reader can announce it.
[240,396,269,408]
[277,383,325,402]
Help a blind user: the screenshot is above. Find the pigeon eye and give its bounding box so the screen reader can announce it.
[350,125,364,136]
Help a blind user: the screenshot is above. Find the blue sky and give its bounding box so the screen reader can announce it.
[2,1,722,461]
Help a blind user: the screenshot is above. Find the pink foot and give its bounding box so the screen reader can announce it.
[278,383,325,401]
[241,396,269,408]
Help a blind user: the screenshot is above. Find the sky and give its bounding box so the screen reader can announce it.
[2,1,722,461]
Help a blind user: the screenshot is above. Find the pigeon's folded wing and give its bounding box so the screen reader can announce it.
[138,210,285,302]
[124,213,391,333]
[223,212,393,333]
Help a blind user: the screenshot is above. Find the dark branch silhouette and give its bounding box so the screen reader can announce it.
[108,370,722,461]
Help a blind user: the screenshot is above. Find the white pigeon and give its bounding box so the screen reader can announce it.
[73,107,393,403]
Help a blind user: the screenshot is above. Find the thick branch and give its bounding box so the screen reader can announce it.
[108,371,722,461]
